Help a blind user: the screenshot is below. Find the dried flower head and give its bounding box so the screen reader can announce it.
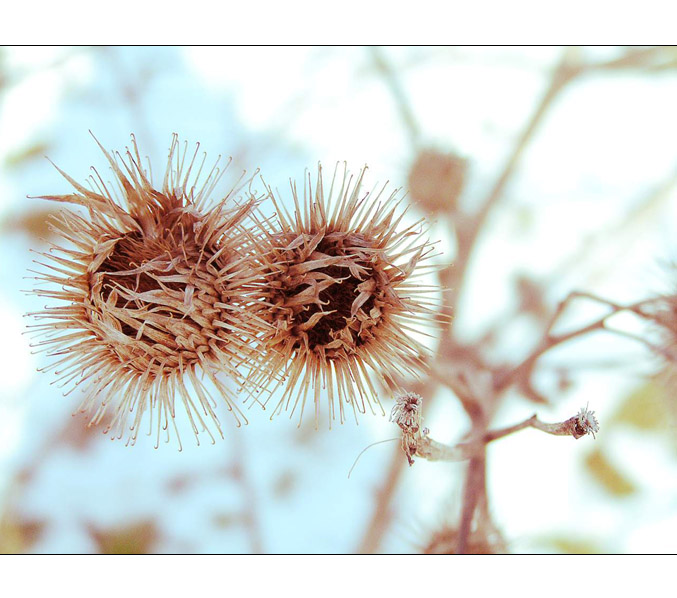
[27,134,266,448]
[391,391,427,466]
[407,149,467,214]
[575,404,600,439]
[390,391,424,433]
[249,165,442,425]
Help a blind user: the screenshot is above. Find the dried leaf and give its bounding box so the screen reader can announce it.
[584,447,637,497]
[88,521,158,554]
[0,207,62,240]
[541,534,604,554]
[0,515,46,554]
[612,380,670,432]
[4,141,50,169]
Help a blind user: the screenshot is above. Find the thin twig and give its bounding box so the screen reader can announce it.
[449,48,581,330]
[424,48,582,555]
[360,46,663,555]
[476,488,508,554]
[587,46,670,72]
[356,378,438,554]
[498,292,667,394]
[355,444,405,554]
[411,407,600,466]
[228,429,265,554]
[546,167,677,288]
[368,46,421,149]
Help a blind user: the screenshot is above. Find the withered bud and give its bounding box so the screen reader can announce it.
[390,391,424,434]
[407,149,467,214]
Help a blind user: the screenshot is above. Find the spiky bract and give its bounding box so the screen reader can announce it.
[249,164,441,426]
[27,135,266,448]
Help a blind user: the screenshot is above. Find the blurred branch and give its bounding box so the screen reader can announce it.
[355,443,405,554]
[367,46,611,554]
[587,46,676,72]
[0,47,89,97]
[497,292,668,397]
[368,46,422,149]
[430,339,487,425]
[407,403,599,553]
[476,488,507,553]
[434,50,584,550]
[548,166,677,288]
[356,377,438,554]
[449,48,582,331]
[228,430,265,554]
[457,454,485,554]
[414,408,599,465]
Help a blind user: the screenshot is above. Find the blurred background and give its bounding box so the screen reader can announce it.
[0,46,676,554]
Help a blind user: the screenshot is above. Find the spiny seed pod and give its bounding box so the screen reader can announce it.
[248,164,443,426]
[26,134,268,448]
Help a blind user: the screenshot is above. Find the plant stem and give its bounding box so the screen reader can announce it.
[449,49,580,332]
[457,454,486,554]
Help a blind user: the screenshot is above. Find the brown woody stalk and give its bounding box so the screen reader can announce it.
[394,399,599,467]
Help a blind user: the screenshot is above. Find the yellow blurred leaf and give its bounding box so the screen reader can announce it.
[212,512,240,529]
[0,207,62,240]
[612,379,671,432]
[541,534,604,554]
[584,447,637,497]
[4,141,50,169]
[0,515,46,554]
[88,521,158,554]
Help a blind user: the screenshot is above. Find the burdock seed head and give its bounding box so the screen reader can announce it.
[407,149,467,214]
[27,134,267,448]
[248,163,443,426]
